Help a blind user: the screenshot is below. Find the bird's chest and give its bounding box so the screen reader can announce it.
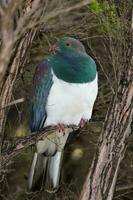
[48,81,87,111]
[45,75,97,126]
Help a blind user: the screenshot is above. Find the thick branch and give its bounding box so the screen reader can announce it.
[1,125,78,167]
[80,71,133,200]
[80,12,133,200]
[1,117,104,168]
[0,30,35,148]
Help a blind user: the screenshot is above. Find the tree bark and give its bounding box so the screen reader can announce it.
[0,31,36,147]
[0,0,41,151]
[80,12,133,200]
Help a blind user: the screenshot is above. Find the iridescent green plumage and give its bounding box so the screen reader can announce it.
[49,37,96,83]
[49,51,96,83]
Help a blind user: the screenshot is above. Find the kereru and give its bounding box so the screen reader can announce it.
[28,37,98,193]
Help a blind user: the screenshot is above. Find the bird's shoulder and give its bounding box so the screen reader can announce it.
[33,58,51,86]
[30,59,53,132]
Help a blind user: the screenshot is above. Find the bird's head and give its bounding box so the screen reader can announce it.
[49,37,86,55]
[49,37,96,83]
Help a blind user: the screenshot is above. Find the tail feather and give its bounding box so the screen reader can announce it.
[28,152,48,191]
[45,151,63,193]
[28,128,75,192]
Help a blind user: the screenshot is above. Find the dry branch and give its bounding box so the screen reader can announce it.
[0,98,24,110]
[80,62,133,200]
[1,116,104,168]
[0,30,35,148]
[0,0,40,149]
[1,125,78,167]
[43,0,92,23]
[80,10,133,200]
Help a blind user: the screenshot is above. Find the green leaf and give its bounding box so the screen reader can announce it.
[89,0,102,15]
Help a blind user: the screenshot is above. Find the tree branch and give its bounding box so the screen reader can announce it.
[1,117,104,168]
[0,98,24,110]
[1,125,78,167]
[80,9,133,200]
[43,0,92,23]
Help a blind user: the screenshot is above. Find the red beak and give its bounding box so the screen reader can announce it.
[49,44,60,54]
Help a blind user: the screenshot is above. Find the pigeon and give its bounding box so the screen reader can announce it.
[28,37,98,193]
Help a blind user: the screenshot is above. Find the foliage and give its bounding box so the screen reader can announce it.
[89,0,118,33]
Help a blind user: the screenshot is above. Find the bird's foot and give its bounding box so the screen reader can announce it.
[56,123,65,134]
[79,118,88,128]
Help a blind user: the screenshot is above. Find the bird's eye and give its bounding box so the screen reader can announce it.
[66,42,71,47]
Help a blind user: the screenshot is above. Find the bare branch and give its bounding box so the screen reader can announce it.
[14,0,42,40]
[0,98,24,110]
[0,5,4,16]
[80,10,133,199]
[43,0,92,23]
[131,11,133,33]
[1,117,104,168]
[1,125,78,167]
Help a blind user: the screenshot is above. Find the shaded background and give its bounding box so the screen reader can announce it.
[1,0,133,199]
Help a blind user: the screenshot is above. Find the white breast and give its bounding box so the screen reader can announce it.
[45,73,98,126]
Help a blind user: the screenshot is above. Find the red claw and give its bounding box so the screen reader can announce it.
[79,118,88,128]
[57,123,65,134]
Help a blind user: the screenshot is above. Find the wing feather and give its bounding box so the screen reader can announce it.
[30,59,53,132]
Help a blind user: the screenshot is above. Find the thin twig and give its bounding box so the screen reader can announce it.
[0,98,24,110]
[43,0,92,23]
[116,184,133,192]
